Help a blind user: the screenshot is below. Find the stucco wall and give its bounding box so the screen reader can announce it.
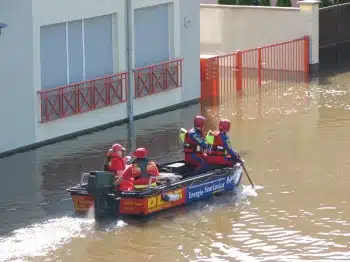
[0,0,36,153]
[31,0,200,146]
[179,0,201,101]
[32,0,127,143]
[200,3,319,66]
[36,102,201,163]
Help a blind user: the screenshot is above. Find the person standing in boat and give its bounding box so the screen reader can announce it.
[119,148,159,190]
[205,118,241,166]
[180,115,209,171]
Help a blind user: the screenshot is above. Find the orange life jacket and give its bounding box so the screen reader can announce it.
[207,131,227,156]
[129,159,159,188]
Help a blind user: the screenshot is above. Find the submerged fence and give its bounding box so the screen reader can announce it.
[200,36,310,99]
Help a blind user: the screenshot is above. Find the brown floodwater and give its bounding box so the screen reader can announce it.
[1,70,350,262]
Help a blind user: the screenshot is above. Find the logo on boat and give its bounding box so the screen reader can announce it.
[187,176,235,202]
[146,188,185,214]
[226,174,235,184]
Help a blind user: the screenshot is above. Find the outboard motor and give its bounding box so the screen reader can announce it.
[86,171,115,218]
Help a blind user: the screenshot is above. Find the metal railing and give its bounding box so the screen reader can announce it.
[200,36,309,99]
[134,59,183,98]
[39,72,128,122]
[39,58,184,123]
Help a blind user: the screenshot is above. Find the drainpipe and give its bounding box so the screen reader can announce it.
[126,0,135,152]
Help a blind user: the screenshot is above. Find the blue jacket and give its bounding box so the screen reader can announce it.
[218,131,239,160]
[187,128,208,151]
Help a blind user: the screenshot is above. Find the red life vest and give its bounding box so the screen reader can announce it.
[208,131,226,156]
[103,154,125,173]
[183,129,204,155]
[126,159,159,188]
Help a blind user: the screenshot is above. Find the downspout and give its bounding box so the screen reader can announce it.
[126,0,135,152]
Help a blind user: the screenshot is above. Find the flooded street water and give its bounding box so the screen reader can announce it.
[1,70,350,261]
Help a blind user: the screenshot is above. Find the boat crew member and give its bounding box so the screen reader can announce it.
[104,143,127,177]
[180,116,209,171]
[205,118,241,166]
[120,148,159,190]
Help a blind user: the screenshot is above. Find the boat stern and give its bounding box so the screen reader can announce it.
[67,186,94,213]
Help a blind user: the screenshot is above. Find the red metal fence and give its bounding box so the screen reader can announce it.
[39,59,183,123]
[200,36,310,99]
[40,72,128,122]
[134,59,183,98]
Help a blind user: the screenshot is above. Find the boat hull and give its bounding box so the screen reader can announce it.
[67,162,243,218]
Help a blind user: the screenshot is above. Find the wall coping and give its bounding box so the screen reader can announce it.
[200,4,300,11]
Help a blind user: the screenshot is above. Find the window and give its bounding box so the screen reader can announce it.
[40,14,114,90]
[134,4,170,68]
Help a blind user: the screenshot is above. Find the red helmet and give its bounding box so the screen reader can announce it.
[112,143,125,152]
[132,148,148,158]
[194,116,206,131]
[219,119,231,132]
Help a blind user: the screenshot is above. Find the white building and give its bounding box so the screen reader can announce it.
[0,0,200,155]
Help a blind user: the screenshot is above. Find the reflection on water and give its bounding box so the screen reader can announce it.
[1,70,350,261]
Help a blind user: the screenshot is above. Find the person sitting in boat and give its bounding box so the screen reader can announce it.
[120,148,159,190]
[205,118,241,166]
[103,143,128,176]
[180,115,209,171]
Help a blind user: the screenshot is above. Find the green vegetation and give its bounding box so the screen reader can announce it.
[320,0,333,7]
[236,0,254,4]
[259,0,271,6]
[218,0,238,4]
[218,0,255,4]
[276,0,291,7]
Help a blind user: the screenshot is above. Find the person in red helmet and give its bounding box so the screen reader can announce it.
[179,115,209,170]
[205,118,241,166]
[119,148,159,190]
[103,143,128,177]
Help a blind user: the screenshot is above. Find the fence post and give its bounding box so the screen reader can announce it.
[235,51,242,91]
[200,55,219,100]
[200,57,208,99]
[303,35,310,82]
[59,88,64,118]
[213,56,219,97]
[257,48,262,87]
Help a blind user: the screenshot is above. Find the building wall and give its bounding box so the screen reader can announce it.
[200,4,319,66]
[0,0,36,153]
[32,0,200,145]
[0,0,199,154]
[36,103,201,163]
[179,0,201,102]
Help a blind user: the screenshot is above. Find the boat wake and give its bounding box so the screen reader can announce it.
[0,185,259,262]
[0,215,127,262]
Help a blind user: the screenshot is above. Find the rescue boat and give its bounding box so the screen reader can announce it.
[66,160,243,219]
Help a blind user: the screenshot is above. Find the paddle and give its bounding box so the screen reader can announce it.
[239,158,255,190]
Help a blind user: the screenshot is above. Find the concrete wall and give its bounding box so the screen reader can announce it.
[36,103,201,164]
[0,0,200,154]
[179,0,201,101]
[32,0,200,146]
[0,0,36,153]
[200,1,319,68]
